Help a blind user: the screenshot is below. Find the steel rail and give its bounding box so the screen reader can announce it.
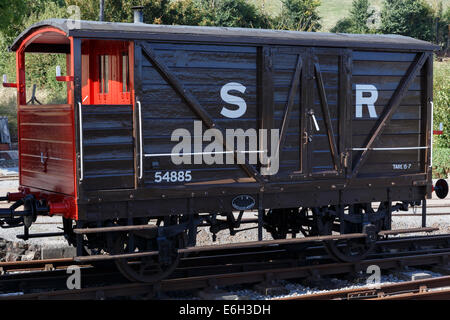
[0,258,75,273]
[1,250,449,300]
[277,275,450,300]
[2,233,449,272]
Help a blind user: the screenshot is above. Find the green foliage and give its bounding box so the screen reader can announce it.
[164,0,208,26]
[0,1,68,108]
[432,148,450,179]
[0,89,18,141]
[434,2,450,50]
[350,0,376,33]
[0,0,28,41]
[331,0,376,33]
[433,61,450,149]
[21,2,68,103]
[331,17,354,33]
[211,0,272,28]
[380,0,435,41]
[276,0,322,31]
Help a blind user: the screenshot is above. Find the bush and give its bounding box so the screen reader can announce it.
[331,17,355,33]
[433,60,450,149]
[212,0,272,28]
[380,0,435,41]
[433,148,450,178]
[331,0,376,34]
[276,0,322,31]
[0,88,18,142]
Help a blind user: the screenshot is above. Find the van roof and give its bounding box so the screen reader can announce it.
[10,19,439,52]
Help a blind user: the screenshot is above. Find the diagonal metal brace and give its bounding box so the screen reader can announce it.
[140,42,264,184]
[349,52,428,183]
[314,62,340,171]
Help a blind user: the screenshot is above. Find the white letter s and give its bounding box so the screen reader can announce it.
[220,82,247,119]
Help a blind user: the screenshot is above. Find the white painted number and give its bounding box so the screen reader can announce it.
[154,170,192,183]
[356,84,378,118]
[220,82,247,119]
[393,163,412,170]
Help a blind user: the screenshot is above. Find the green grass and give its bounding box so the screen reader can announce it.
[433,60,450,149]
[433,148,450,178]
[318,0,383,31]
[250,0,449,31]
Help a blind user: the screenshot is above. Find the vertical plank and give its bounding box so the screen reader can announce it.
[276,55,302,161]
[344,51,353,177]
[260,46,274,179]
[423,54,433,198]
[134,41,144,189]
[72,37,83,200]
[314,62,340,171]
[339,50,352,176]
[305,49,313,177]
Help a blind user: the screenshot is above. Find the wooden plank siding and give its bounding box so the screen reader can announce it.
[351,51,425,177]
[139,43,259,186]
[19,104,75,195]
[133,43,429,188]
[81,105,135,190]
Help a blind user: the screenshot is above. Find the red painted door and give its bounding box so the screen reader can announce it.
[80,40,136,190]
[81,40,132,105]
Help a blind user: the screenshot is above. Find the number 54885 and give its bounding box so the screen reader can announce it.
[154,170,192,183]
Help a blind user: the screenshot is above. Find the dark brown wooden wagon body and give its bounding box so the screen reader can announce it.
[8,19,438,223]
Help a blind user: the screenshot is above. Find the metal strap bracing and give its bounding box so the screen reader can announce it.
[314,62,340,171]
[349,52,428,183]
[276,55,302,161]
[139,42,264,184]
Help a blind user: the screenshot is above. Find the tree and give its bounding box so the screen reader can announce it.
[0,0,27,40]
[162,0,206,25]
[212,0,272,28]
[331,17,354,33]
[434,2,450,49]
[331,0,375,34]
[380,0,435,41]
[350,0,375,33]
[0,0,64,41]
[276,0,322,31]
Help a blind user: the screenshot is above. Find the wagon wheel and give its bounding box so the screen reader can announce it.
[114,230,185,283]
[297,208,320,237]
[324,237,375,263]
[263,209,289,239]
[316,212,375,263]
[264,208,319,239]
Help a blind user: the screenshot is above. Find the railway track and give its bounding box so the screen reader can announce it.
[1,251,449,300]
[278,275,450,300]
[0,234,450,300]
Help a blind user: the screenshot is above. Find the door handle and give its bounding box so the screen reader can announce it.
[78,102,84,182]
[308,109,320,132]
[137,100,143,180]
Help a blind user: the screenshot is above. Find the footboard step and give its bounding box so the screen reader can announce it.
[74,224,158,234]
[74,250,159,262]
[16,232,64,239]
[379,227,439,236]
[73,233,367,262]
